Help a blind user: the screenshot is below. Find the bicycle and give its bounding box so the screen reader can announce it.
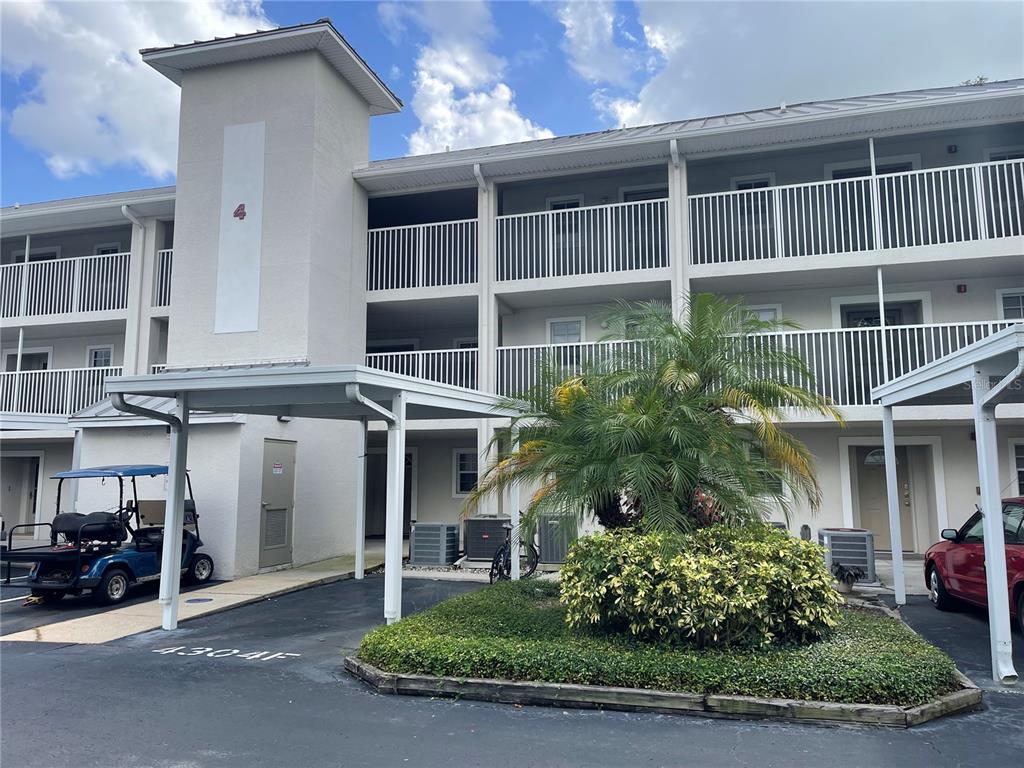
[489,522,539,584]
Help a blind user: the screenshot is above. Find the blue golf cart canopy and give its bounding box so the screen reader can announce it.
[52,464,170,479]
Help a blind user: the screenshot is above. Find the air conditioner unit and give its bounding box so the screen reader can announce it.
[409,523,460,566]
[818,528,876,583]
[464,517,509,561]
[538,513,578,564]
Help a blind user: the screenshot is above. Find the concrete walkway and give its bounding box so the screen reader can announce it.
[0,551,384,645]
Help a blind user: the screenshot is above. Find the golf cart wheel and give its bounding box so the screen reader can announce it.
[30,590,66,604]
[927,565,954,612]
[186,554,214,585]
[94,568,130,606]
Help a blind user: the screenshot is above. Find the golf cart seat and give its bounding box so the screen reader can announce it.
[52,511,128,545]
[133,526,165,549]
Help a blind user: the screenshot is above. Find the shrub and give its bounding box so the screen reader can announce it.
[358,581,960,706]
[559,525,841,647]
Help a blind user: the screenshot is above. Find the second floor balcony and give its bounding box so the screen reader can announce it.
[1,252,130,319]
[0,365,122,418]
[364,347,478,390]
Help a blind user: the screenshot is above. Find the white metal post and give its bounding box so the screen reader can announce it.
[354,417,367,579]
[972,372,1019,685]
[159,393,189,631]
[881,405,906,605]
[383,391,406,623]
[877,266,889,378]
[13,327,24,410]
[17,234,30,317]
[68,428,83,513]
[509,426,521,580]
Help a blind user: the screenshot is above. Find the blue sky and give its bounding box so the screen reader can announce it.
[2,1,1022,207]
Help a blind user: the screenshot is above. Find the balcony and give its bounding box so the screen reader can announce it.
[496,198,669,282]
[367,219,477,292]
[153,249,173,307]
[495,321,1018,406]
[688,159,1023,265]
[0,366,122,417]
[0,253,130,319]
[364,348,478,389]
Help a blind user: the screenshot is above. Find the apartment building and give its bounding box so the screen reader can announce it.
[1,21,1022,580]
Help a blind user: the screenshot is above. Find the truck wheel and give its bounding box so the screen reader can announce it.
[94,568,130,606]
[186,554,214,585]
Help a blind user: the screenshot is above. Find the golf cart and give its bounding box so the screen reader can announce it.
[1,464,214,606]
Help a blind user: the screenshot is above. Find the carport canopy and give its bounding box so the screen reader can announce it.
[103,365,521,632]
[873,324,1023,686]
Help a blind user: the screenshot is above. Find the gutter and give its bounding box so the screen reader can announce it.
[981,348,1024,408]
[344,383,396,423]
[121,204,144,228]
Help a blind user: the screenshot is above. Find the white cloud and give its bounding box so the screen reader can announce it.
[1,0,269,180]
[385,0,552,155]
[556,1,638,88]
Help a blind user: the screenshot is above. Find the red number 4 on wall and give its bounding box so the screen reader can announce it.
[233,203,247,221]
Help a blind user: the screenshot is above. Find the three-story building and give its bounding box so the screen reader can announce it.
[1,20,1021,579]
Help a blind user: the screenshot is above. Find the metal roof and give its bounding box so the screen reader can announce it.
[53,464,169,479]
[356,79,1024,193]
[0,186,176,236]
[141,19,401,116]
[102,365,518,423]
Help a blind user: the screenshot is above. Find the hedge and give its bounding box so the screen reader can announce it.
[358,581,961,707]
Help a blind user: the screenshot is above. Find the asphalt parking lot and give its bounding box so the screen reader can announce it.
[0,570,219,635]
[2,576,1023,768]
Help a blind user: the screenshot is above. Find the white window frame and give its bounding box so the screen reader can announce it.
[746,303,783,322]
[830,291,933,327]
[85,344,114,368]
[92,242,122,255]
[452,336,478,349]
[730,173,777,191]
[546,316,586,345]
[984,146,1024,162]
[1,346,53,372]
[618,184,669,202]
[11,246,62,263]
[545,194,585,210]
[823,154,922,180]
[452,448,479,498]
[1009,438,1024,497]
[995,287,1024,320]
[365,338,420,352]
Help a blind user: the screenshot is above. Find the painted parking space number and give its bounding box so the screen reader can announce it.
[151,646,300,661]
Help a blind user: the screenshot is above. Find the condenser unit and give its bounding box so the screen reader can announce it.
[538,513,578,564]
[818,528,876,583]
[464,517,509,561]
[409,523,460,566]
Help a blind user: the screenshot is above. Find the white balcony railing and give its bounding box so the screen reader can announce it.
[153,249,173,307]
[0,366,122,416]
[367,219,477,291]
[495,322,1017,405]
[365,348,478,389]
[689,159,1024,265]
[0,253,131,318]
[496,198,669,282]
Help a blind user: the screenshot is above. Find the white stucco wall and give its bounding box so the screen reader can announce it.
[77,423,244,579]
[0,330,126,371]
[1,438,73,538]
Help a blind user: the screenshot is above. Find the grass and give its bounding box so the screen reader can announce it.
[358,581,962,707]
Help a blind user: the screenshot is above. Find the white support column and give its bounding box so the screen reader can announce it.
[383,391,407,624]
[354,417,367,579]
[668,145,690,321]
[877,267,889,379]
[509,425,521,580]
[159,394,190,630]
[972,372,1018,685]
[881,405,906,605]
[13,327,24,410]
[69,428,83,514]
[868,137,883,248]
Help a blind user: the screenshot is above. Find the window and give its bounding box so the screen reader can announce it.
[620,186,668,202]
[548,318,584,345]
[961,514,985,543]
[731,174,775,191]
[453,337,478,349]
[998,289,1024,320]
[546,195,583,211]
[88,346,113,368]
[985,147,1024,162]
[9,246,61,264]
[453,450,478,497]
[1016,442,1024,495]
[3,349,50,372]
[1002,504,1024,545]
[825,155,921,180]
[93,243,122,255]
[747,305,781,322]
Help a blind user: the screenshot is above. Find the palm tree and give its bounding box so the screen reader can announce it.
[467,294,844,535]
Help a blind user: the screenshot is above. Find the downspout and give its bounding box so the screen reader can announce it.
[669,138,680,169]
[344,383,395,423]
[121,204,144,229]
[121,204,146,376]
[981,348,1024,408]
[473,163,487,193]
[110,392,181,432]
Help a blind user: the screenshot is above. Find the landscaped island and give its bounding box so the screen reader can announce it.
[358,581,960,708]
